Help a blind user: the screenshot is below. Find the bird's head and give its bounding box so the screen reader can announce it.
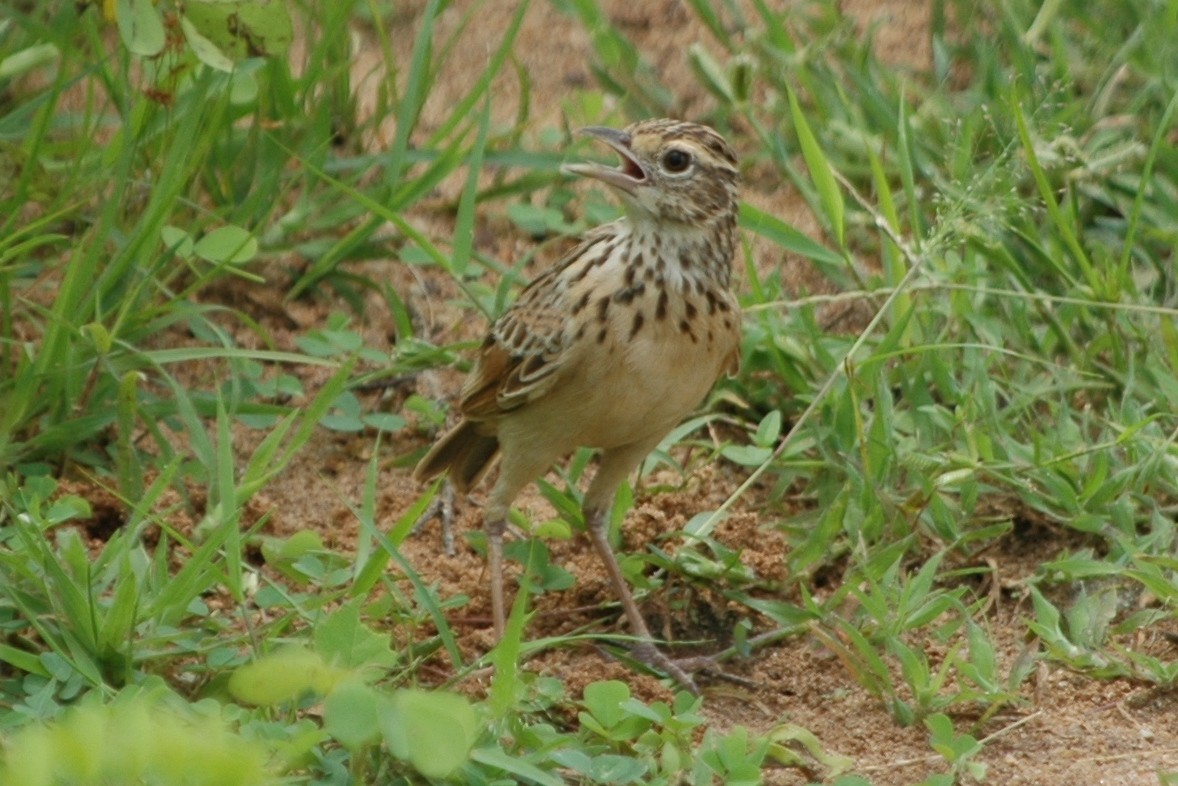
[562,119,740,227]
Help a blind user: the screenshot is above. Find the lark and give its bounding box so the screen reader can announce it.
[414,119,742,692]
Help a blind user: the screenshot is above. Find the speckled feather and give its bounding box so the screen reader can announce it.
[455,120,741,423]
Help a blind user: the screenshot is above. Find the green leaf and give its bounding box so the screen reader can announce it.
[193,225,257,264]
[471,746,566,786]
[768,723,855,773]
[116,0,165,56]
[589,753,648,782]
[719,444,773,466]
[324,680,385,751]
[581,680,631,730]
[754,409,782,445]
[450,97,491,277]
[182,0,293,59]
[0,695,272,786]
[381,689,479,779]
[261,529,323,565]
[687,43,734,103]
[0,43,59,80]
[313,601,398,670]
[44,495,91,525]
[787,86,845,246]
[160,225,194,259]
[0,643,50,677]
[739,202,844,269]
[180,15,235,73]
[506,203,572,236]
[361,412,407,432]
[227,647,344,705]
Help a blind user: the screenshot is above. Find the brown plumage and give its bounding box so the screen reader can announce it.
[414,119,742,693]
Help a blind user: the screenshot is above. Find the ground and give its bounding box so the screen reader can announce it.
[63,2,1178,784]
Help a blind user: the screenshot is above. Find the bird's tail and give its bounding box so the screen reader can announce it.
[412,419,500,493]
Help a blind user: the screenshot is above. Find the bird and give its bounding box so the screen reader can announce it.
[413,118,742,693]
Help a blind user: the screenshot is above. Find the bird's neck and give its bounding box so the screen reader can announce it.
[622,213,736,291]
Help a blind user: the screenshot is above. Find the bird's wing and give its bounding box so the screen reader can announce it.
[459,232,609,419]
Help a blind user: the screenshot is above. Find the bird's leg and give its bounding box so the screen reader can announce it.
[439,482,456,557]
[582,442,734,694]
[486,513,507,638]
[584,503,700,695]
[481,452,549,639]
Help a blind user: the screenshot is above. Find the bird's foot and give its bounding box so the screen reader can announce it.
[626,642,757,695]
[411,482,456,556]
[627,641,700,694]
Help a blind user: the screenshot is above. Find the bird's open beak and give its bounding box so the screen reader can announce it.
[561,126,647,193]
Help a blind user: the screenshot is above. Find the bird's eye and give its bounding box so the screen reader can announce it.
[662,149,692,173]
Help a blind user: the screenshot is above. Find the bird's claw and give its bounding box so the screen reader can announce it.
[626,643,756,694]
[412,482,457,556]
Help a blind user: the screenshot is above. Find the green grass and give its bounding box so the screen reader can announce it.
[3,0,1178,783]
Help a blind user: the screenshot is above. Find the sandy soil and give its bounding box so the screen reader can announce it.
[58,2,1178,784]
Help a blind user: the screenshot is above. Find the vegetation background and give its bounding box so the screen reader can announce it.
[2,0,1177,784]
